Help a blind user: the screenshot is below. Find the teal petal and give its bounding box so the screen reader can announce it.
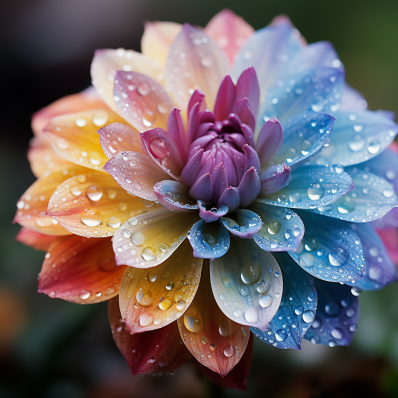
[221,209,263,239]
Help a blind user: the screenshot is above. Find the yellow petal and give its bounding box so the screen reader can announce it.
[90,49,168,116]
[119,240,202,333]
[113,208,199,268]
[141,22,182,67]
[14,167,86,235]
[44,109,125,172]
[47,172,154,237]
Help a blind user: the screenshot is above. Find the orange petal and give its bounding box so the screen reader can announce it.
[119,240,202,333]
[38,235,126,303]
[141,22,182,67]
[200,333,253,391]
[28,136,74,178]
[177,263,250,377]
[44,109,125,172]
[32,86,110,137]
[16,227,57,251]
[47,172,153,238]
[14,167,86,235]
[90,49,168,116]
[108,297,192,375]
[205,9,254,65]
[113,208,199,268]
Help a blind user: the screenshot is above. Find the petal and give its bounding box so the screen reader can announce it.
[205,9,254,65]
[340,85,368,112]
[310,111,398,167]
[140,127,185,179]
[289,211,364,282]
[260,163,291,195]
[252,252,317,350]
[236,66,260,118]
[141,21,182,66]
[98,123,143,159]
[233,98,256,131]
[189,173,213,203]
[113,71,174,132]
[15,227,57,252]
[32,86,109,137]
[309,167,398,222]
[28,136,74,178]
[259,67,344,124]
[258,165,354,210]
[250,202,304,251]
[270,112,335,169]
[188,220,230,259]
[108,297,191,375]
[238,167,261,207]
[104,151,169,201]
[304,279,359,347]
[47,172,150,237]
[198,202,228,222]
[377,228,398,264]
[269,15,306,46]
[210,239,283,331]
[256,118,284,166]
[199,334,253,391]
[153,180,198,212]
[14,168,86,235]
[221,209,262,238]
[213,75,236,121]
[166,23,229,111]
[233,24,301,102]
[44,110,125,172]
[113,208,198,268]
[118,240,202,333]
[177,264,250,377]
[90,49,166,115]
[346,223,397,290]
[181,148,204,187]
[211,163,229,203]
[218,187,241,212]
[38,235,126,303]
[167,108,188,161]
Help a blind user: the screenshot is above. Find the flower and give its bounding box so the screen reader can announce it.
[15,9,398,390]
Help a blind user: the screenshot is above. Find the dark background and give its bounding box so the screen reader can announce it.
[1,0,398,397]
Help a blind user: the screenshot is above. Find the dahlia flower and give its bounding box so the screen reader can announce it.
[15,9,398,389]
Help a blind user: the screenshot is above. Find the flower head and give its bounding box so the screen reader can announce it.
[15,9,398,389]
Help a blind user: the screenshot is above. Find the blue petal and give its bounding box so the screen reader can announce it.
[258,165,354,209]
[269,112,335,169]
[345,223,397,290]
[188,220,230,259]
[304,279,359,347]
[310,111,398,167]
[221,209,262,239]
[259,67,345,124]
[290,211,364,282]
[250,201,304,251]
[198,201,228,222]
[232,24,301,102]
[309,167,398,222]
[251,252,317,350]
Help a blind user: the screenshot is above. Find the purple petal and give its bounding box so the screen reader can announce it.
[339,85,368,112]
[211,163,229,202]
[180,148,204,187]
[140,127,185,179]
[189,173,212,203]
[240,124,255,148]
[221,209,262,238]
[187,89,206,120]
[236,66,260,118]
[256,118,284,166]
[260,163,291,195]
[198,201,228,222]
[213,75,236,121]
[98,123,143,159]
[167,108,187,162]
[238,167,261,207]
[104,151,168,201]
[233,98,256,131]
[243,144,261,172]
[218,187,241,212]
[153,180,199,212]
[229,133,247,149]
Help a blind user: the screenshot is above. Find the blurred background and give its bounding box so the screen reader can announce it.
[1,0,398,397]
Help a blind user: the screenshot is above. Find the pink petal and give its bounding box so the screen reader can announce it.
[243,144,261,172]
[114,71,174,132]
[166,23,229,111]
[236,66,260,118]
[187,89,206,120]
[233,98,255,131]
[256,118,284,166]
[98,123,143,159]
[104,151,168,201]
[167,108,188,162]
[213,75,236,121]
[205,9,255,65]
[181,148,204,187]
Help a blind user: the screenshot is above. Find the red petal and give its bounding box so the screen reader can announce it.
[38,235,127,304]
[108,297,192,375]
[200,333,253,391]
[16,227,57,251]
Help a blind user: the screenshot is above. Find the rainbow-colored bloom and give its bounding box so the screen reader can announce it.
[15,9,398,390]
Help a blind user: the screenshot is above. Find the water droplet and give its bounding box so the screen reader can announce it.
[383,188,394,198]
[157,102,169,114]
[219,317,235,337]
[142,112,156,127]
[137,82,151,96]
[241,262,261,284]
[79,290,91,300]
[304,238,318,252]
[337,199,355,214]
[275,329,288,342]
[136,290,153,306]
[159,297,173,311]
[75,118,87,127]
[142,247,157,261]
[301,140,312,156]
[368,140,380,154]
[302,310,315,323]
[86,186,103,201]
[239,287,249,297]
[331,327,344,340]
[256,280,270,294]
[328,246,348,266]
[107,217,121,228]
[244,307,258,323]
[131,232,145,246]
[233,308,243,317]
[223,345,235,357]
[176,300,186,310]
[268,221,281,235]
[118,203,128,212]
[299,253,314,267]
[368,266,382,280]
[325,302,340,316]
[202,233,216,246]
[35,217,54,228]
[166,282,174,290]
[139,313,154,327]
[184,309,203,332]
[147,271,157,282]
[346,308,356,318]
[349,135,365,152]
[351,287,361,296]
[89,151,102,166]
[386,170,395,180]
[56,138,69,150]
[81,213,102,227]
[259,294,273,308]
[200,53,213,67]
[71,187,81,196]
[222,276,233,288]
[308,183,324,200]
[201,336,209,344]
[289,192,301,203]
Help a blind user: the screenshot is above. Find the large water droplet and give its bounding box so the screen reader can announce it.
[268,221,281,235]
[107,217,121,228]
[331,327,344,340]
[136,290,153,306]
[299,253,314,267]
[184,309,203,332]
[308,183,324,200]
[86,186,103,201]
[81,213,102,227]
[241,262,261,284]
[139,313,154,327]
[79,290,91,300]
[244,307,258,323]
[200,53,213,67]
[301,140,312,156]
[328,246,348,266]
[222,276,233,288]
[349,135,365,152]
[259,294,273,308]
[368,140,380,154]
[131,232,145,246]
[219,317,235,337]
[302,310,315,323]
[275,329,288,342]
[223,345,235,358]
[142,247,157,261]
[137,82,151,96]
[158,297,173,310]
